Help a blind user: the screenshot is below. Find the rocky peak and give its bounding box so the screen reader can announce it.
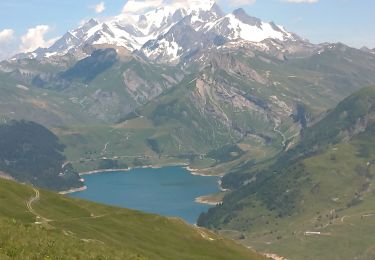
[232,8,262,28]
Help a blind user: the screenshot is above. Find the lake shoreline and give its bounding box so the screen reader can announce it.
[79,168,131,176]
[0,171,14,181]
[79,163,190,176]
[59,185,88,195]
[67,165,221,224]
[195,196,222,206]
[60,164,225,204]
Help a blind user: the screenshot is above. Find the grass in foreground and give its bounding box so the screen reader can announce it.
[0,179,264,260]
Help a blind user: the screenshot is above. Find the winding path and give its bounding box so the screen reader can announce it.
[26,187,51,223]
[26,187,106,244]
[273,123,286,148]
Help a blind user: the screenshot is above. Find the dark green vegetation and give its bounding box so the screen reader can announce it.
[0,120,81,191]
[0,179,264,260]
[62,49,118,83]
[98,159,128,170]
[198,87,375,259]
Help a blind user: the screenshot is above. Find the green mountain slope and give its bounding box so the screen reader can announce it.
[198,87,375,259]
[3,44,375,171]
[0,179,264,260]
[0,120,82,191]
[0,71,97,127]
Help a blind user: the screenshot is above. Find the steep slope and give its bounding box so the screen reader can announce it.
[14,0,219,60]
[198,87,375,259]
[2,2,375,173]
[3,38,375,174]
[0,120,82,191]
[0,68,99,127]
[0,178,264,260]
[4,49,184,123]
[140,6,299,64]
[204,8,295,42]
[133,45,375,156]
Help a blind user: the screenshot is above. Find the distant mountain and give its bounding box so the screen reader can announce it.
[361,46,375,55]
[198,86,375,259]
[1,3,375,258]
[13,0,299,64]
[2,1,375,173]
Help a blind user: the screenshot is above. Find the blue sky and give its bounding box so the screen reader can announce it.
[0,0,374,59]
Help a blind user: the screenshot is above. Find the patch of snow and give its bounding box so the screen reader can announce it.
[44,52,58,58]
[16,84,29,91]
[224,14,285,42]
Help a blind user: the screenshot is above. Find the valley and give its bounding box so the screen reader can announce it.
[0,0,375,259]
[198,87,375,259]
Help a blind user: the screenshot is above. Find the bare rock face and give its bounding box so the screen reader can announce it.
[122,69,178,105]
[190,74,272,137]
[210,53,268,85]
[123,69,160,104]
[87,89,132,121]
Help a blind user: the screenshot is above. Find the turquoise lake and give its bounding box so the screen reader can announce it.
[70,166,220,224]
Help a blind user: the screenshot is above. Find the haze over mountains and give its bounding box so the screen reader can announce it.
[15,0,297,63]
[199,86,375,259]
[0,0,374,179]
[1,1,375,259]
[2,0,375,160]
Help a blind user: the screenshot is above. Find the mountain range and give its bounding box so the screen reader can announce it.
[1,1,374,164]
[0,0,374,174]
[1,1,375,259]
[15,0,298,63]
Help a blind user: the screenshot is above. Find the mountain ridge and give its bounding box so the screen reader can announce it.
[197,86,375,259]
[2,0,375,179]
[12,1,300,64]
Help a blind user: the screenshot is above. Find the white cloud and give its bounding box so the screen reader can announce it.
[122,0,164,14]
[121,0,257,14]
[0,29,14,43]
[282,0,319,3]
[94,2,106,13]
[225,0,256,7]
[19,25,56,52]
[0,29,16,60]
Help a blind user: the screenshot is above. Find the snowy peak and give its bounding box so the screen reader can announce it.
[161,0,216,13]
[14,1,299,63]
[141,2,224,63]
[232,8,262,27]
[204,9,294,43]
[187,0,216,12]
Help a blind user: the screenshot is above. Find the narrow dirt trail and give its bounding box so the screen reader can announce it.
[273,124,286,148]
[26,187,105,244]
[26,187,52,223]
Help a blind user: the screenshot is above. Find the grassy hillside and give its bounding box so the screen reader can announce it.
[198,87,375,259]
[0,179,264,260]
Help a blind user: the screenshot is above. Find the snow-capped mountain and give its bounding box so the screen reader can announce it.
[15,0,300,63]
[204,8,294,42]
[141,5,300,63]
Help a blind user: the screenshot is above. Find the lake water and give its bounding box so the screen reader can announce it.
[70,166,220,224]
